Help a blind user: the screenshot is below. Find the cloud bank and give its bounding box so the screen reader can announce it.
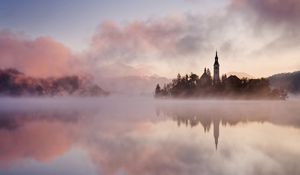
[231,0,300,25]
[1,0,300,93]
[90,17,209,62]
[0,30,75,77]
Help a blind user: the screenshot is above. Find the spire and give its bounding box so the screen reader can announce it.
[215,138,218,150]
[213,119,220,150]
[215,50,218,61]
[204,67,206,73]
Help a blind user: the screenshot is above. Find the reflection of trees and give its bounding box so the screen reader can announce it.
[156,104,268,129]
[0,111,82,130]
[156,101,300,149]
[0,106,105,130]
[156,101,300,128]
[158,108,226,149]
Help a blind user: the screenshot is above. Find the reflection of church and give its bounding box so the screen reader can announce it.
[176,116,220,150]
[213,119,219,150]
[155,100,270,150]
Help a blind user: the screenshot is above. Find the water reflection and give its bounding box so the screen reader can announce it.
[156,100,300,150]
[0,98,300,175]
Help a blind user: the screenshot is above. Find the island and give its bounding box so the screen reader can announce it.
[154,52,287,100]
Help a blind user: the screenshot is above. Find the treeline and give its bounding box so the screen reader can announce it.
[0,68,109,97]
[269,71,300,94]
[155,72,287,100]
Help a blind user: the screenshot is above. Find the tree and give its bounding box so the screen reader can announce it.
[190,73,199,82]
[207,69,211,77]
[221,74,227,82]
[155,84,161,97]
[177,73,181,81]
[154,71,286,100]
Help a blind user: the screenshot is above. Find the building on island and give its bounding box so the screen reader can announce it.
[154,50,288,100]
[198,68,212,87]
[199,51,220,87]
[213,51,220,85]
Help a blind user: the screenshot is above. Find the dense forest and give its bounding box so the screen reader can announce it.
[155,70,287,100]
[0,68,108,97]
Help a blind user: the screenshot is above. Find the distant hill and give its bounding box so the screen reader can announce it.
[269,71,300,94]
[226,72,255,79]
[0,68,109,97]
[98,75,170,95]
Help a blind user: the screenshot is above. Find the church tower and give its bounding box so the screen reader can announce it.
[213,51,220,85]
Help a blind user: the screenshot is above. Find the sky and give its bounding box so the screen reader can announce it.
[0,0,300,89]
[0,0,225,52]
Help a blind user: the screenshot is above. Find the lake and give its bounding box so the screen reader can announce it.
[0,97,300,175]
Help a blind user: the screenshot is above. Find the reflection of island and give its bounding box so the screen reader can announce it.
[0,100,300,175]
[161,110,225,150]
[155,52,287,99]
[156,100,300,149]
[177,117,236,150]
[173,113,221,149]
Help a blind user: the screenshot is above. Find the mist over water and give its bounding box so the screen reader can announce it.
[0,97,300,175]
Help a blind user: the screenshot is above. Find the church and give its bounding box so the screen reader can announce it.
[213,51,220,84]
[155,50,287,100]
[198,51,220,87]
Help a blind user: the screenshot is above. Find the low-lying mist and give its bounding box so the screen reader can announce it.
[0,96,299,127]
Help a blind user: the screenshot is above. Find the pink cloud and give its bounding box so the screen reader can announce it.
[0,30,74,77]
[89,16,207,63]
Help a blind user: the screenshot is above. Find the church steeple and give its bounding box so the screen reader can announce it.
[213,51,220,84]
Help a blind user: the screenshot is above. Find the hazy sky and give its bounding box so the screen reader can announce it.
[0,0,299,79]
[0,0,225,51]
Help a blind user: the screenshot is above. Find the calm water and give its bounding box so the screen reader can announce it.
[0,97,300,175]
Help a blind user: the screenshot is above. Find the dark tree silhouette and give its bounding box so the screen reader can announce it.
[155,73,287,100]
[0,68,109,97]
[155,84,161,97]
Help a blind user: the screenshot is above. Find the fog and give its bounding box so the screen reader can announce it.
[1,96,300,128]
